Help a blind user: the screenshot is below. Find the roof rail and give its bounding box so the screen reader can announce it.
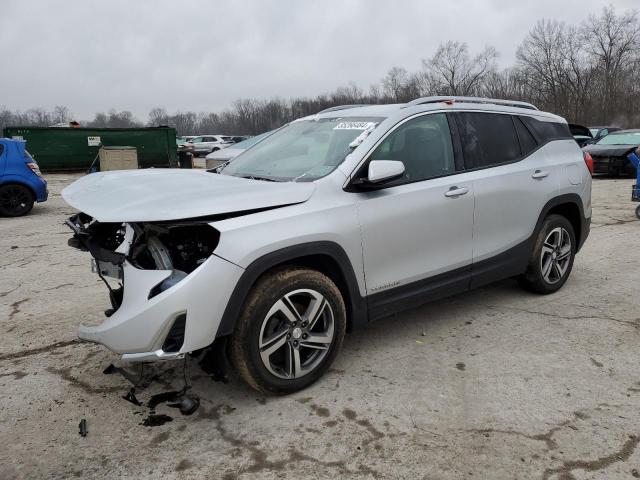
[318,104,367,114]
[405,96,538,111]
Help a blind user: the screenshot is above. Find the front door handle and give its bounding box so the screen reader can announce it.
[532,170,549,179]
[445,186,469,198]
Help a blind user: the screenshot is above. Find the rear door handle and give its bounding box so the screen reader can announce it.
[532,170,549,179]
[445,186,469,197]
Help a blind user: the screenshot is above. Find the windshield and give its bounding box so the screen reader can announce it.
[220,117,381,181]
[233,131,273,149]
[597,132,640,145]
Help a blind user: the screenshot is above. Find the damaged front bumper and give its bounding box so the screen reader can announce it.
[66,214,244,361]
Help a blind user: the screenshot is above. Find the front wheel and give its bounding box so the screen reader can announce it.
[0,184,35,217]
[230,268,346,395]
[518,214,576,294]
[635,204,640,220]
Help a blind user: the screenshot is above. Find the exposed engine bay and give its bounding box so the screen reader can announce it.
[66,212,219,317]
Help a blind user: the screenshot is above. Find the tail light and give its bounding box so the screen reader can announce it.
[583,152,593,175]
[26,162,42,176]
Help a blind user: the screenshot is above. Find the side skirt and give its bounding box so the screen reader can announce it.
[367,238,532,323]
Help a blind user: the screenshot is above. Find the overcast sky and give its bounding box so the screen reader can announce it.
[1,0,637,120]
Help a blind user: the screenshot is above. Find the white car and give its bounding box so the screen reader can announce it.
[188,135,234,156]
[63,96,592,394]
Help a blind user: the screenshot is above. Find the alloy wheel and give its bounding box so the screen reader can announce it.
[258,288,335,379]
[540,227,572,284]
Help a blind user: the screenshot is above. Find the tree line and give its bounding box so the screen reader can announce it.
[2,6,638,136]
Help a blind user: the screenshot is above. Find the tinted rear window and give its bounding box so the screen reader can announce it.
[514,117,538,156]
[521,116,572,143]
[456,112,521,168]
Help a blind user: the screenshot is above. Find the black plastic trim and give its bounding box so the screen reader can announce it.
[162,313,187,353]
[216,241,367,337]
[368,266,471,322]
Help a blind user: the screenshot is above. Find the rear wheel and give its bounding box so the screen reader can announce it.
[0,184,35,217]
[518,214,575,294]
[230,268,346,395]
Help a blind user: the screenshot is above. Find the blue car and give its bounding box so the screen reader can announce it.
[0,138,48,216]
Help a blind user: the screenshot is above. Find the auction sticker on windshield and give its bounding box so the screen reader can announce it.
[334,121,377,130]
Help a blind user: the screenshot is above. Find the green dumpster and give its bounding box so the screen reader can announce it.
[2,126,177,171]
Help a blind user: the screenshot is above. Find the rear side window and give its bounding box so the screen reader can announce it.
[521,116,572,143]
[456,112,521,168]
[514,117,538,156]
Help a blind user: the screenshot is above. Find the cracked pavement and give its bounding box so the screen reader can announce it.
[1,174,639,479]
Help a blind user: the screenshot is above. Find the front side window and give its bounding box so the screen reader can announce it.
[221,117,382,181]
[369,113,455,183]
[456,112,521,168]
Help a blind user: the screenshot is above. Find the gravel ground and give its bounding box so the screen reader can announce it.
[0,173,639,480]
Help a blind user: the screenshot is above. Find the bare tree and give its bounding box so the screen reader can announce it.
[581,6,640,121]
[426,41,498,96]
[52,106,71,124]
[382,67,410,101]
[148,107,169,126]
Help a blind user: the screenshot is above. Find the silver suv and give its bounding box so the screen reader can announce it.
[63,97,592,394]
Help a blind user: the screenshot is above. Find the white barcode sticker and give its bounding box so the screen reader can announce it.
[334,121,376,130]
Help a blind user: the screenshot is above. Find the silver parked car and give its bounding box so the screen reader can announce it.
[188,135,234,156]
[63,96,592,394]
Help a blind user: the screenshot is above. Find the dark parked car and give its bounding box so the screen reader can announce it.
[0,138,48,216]
[569,124,593,148]
[588,126,622,143]
[582,129,640,176]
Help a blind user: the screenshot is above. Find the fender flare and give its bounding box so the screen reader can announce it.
[216,241,367,337]
[534,193,589,251]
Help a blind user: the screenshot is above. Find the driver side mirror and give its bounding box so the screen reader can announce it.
[366,160,405,183]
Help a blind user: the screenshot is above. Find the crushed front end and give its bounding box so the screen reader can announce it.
[65,213,243,361]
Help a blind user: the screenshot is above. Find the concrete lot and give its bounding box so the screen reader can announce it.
[1,173,639,480]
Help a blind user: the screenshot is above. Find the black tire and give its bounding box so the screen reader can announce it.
[0,184,35,217]
[211,147,219,153]
[230,267,346,395]
[635,204,640,220]
[518,214,576,294]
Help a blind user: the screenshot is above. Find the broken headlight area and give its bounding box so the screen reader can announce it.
[66,213,219,315]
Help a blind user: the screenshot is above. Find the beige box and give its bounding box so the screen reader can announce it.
[99,146,138,171]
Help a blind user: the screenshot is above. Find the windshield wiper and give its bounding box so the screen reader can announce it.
[240,174,278,182]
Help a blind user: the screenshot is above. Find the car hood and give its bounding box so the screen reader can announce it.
[61,169,315,223]
[583,144,639,157]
